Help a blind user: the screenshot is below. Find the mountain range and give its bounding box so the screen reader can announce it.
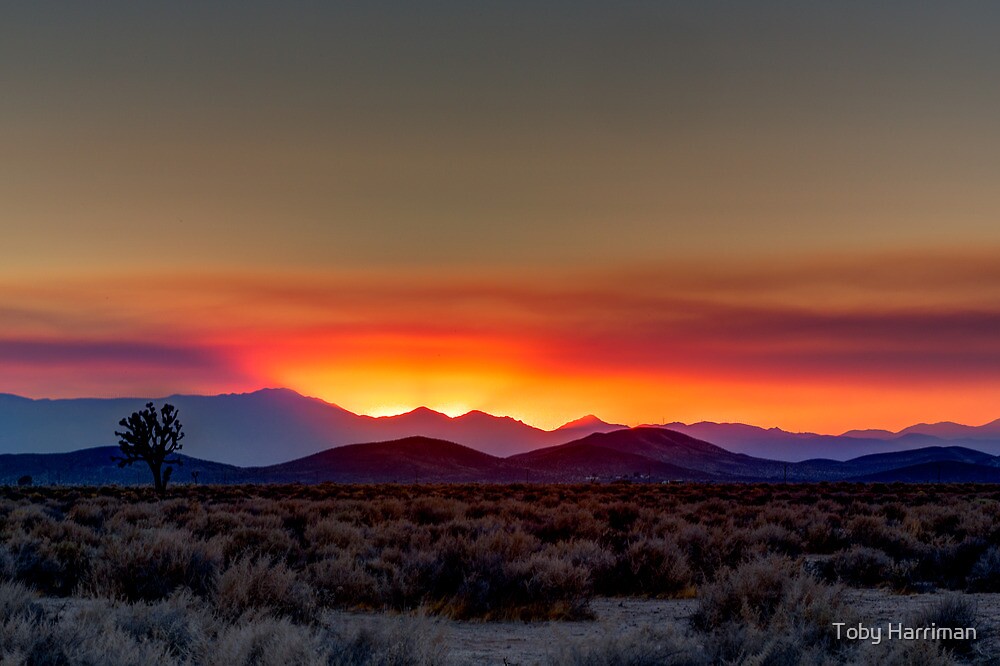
[3,428,999,486]
[2,389,1000,468]
[657,421,1000,461]
[0,389,578,465]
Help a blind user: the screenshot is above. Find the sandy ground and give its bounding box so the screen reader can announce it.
[326,597,698,665]
[35,590,1000,664]
[327,591,1000,665]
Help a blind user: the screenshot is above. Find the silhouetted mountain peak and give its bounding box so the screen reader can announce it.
[841,428,896,439]
[302,435,495,461]
[520,427,739,465]
[246,387,301,396]
[393,406,450,419]
[458,409,511,422]
[558,414,611,429]
[900,420,963,431]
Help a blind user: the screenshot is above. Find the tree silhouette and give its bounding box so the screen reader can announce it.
[113,402,185,494]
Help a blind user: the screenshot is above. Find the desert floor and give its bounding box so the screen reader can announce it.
[324,590,1000,665]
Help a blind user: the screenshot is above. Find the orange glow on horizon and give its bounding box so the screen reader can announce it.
[3,257,1000,435]
[267,354,1000,434]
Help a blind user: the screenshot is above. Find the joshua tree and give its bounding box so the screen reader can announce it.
[114,402,185,494]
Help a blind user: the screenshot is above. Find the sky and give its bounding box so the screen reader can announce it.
[2,2,1000,432]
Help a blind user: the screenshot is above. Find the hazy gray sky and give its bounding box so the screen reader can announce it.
[3,1,999,273]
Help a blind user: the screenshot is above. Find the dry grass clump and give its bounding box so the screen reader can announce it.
[207,616,330,666]
[827,545,895,587]
[214,556,318,623]
[908,595,980,659]
[325,616,445,666]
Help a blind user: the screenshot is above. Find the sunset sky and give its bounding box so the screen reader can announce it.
[3,2,1000,432]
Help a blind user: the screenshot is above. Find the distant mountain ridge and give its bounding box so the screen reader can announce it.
[3,428,999,486]
[2,389,1000,466]
[0,446,243,486]
[656,421,1000,461]
[0,389,612,465]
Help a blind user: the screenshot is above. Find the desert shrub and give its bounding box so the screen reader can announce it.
[636,512,684,541]
[509,549,592,619]
[370,545,446,610]
[925,507,965,539]
[903,538,978,591]
[368,497,407,523]
[189,509,244,538]
[208,616,328,666]
[550,539,616,592]
[367,519,432,551]
[0,587,442,666]
[88,527,221,601]
[406,497,461,525]
[305,518,366,555]
[939,537,990,589]
[829,545,894,587]
[3,482,1000,631]
[845,515,892,549]
[3,526,94,596]
[0,597,179,666]
[4,504,57,533]
[701,623,843,666]
[967,545,1000,592]
[221,522,300,564]
[325,616,445,666]
[689,498,728,526]
[66,501,106,529]
[802,515,843,554]
[674,523,712,578]
[906,594,980,659]
[84,590,215,660]
[704,524,758,570]
[692,555,853,661]
[747,522,803,556]
[604,502,641,534]
[887,558,920,592]
[106,502,163,530]
[530,507,605,543]
[213,556,317,623]
[618,537,693,597]
[308,553,380,607]
[158,499,200,525]
[0,544,15,580]
[437,533,594,620]
[0,578,42,624]
[276,500,314,542]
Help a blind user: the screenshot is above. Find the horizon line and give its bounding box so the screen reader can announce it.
[2,386,998,438]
